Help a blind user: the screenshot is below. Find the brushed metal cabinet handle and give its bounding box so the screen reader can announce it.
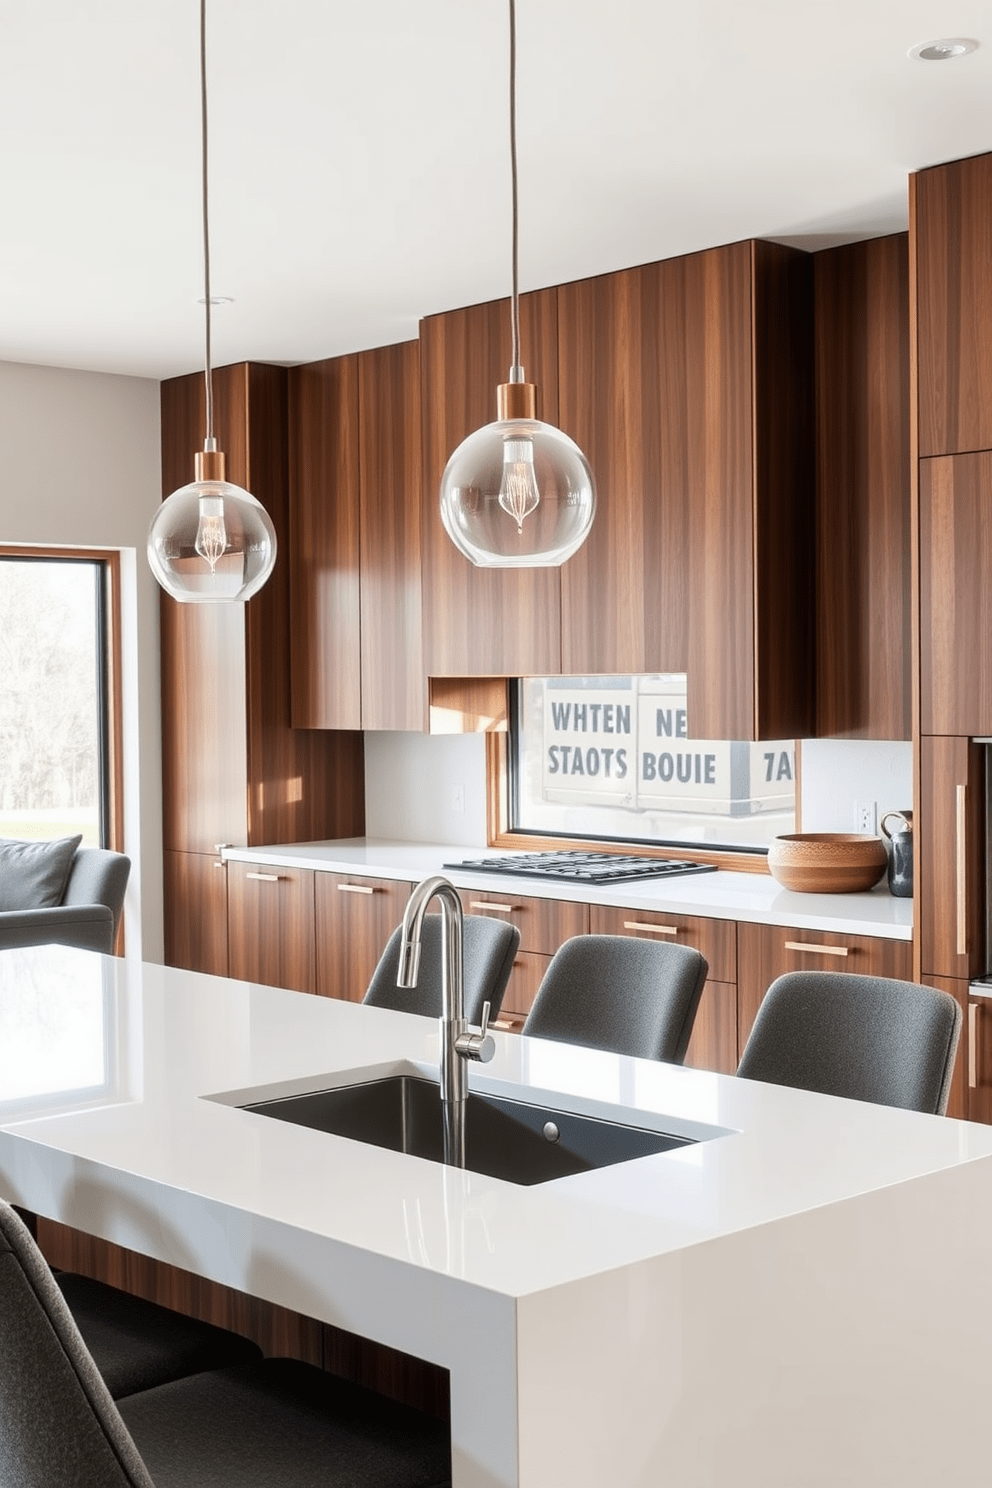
[957,783,968,958]
[469,901,515,913]
[337,883,375,895]
[623,921,678,936]
[246,872,281,882]
[970,1002,979,1089]
[783,941,849,958]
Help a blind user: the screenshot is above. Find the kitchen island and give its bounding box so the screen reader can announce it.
[0,943,987,1488]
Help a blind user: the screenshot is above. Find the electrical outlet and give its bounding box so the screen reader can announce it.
[450,784,465,815]
[855,800,877,834]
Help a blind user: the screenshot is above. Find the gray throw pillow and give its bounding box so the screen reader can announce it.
[0,835,83,913]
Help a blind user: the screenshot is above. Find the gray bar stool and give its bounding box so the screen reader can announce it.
[736,971,962,1114]
[364,912,520,1027]
[522,934,709,1063]
[0,1202,450,1488]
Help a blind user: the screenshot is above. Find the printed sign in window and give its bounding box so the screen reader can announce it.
[540,677,792,816]
[515,675,796,850]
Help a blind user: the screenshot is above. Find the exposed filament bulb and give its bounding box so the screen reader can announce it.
[498,436,540,533]
[195,494,227,571]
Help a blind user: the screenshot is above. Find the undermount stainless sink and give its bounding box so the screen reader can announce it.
[241,1074,695,1186]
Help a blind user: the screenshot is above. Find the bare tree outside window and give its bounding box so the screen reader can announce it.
[0,558,105,846]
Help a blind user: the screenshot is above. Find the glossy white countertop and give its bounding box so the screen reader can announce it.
[0,945,974,1300]
[223,837,914,939]
[2,946,988,1488]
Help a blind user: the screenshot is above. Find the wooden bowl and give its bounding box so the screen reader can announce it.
[767,833,888,894]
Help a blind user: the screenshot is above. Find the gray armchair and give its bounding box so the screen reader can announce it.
[0,845,130,955]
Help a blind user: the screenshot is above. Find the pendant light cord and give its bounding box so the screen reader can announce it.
[509,0,521,378]
[200,0,214,445]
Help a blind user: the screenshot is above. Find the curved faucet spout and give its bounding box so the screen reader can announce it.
[398,876,468,1115]
[397,876,495,1167]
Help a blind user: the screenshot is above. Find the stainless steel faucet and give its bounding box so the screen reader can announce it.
[397,875,495,1166]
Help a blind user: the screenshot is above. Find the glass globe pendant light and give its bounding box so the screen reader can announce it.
[439,0,595,568]
[147,0,276,604]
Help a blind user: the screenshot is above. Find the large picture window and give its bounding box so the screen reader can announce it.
[511,676,796,853]
[0,555,115,848]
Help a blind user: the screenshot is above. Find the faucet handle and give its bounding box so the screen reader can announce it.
[455,1001,496,1064]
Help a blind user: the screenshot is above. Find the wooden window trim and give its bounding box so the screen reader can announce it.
[485,732,775,876]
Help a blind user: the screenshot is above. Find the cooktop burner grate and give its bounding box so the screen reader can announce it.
[443,850,718,885]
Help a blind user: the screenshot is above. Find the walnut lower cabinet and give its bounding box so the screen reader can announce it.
[590,904,738,1074]
[315,873,411,1003]
[164,850,229,978]
[458,890,589,1030]
[227,861,316,995]
[737,921,914,1063]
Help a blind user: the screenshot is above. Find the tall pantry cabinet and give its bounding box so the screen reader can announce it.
[913,153,992,1121]
[160,362,365,976]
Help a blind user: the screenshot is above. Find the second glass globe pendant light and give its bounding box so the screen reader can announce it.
[147,0,276,603]
[439,0,595,567]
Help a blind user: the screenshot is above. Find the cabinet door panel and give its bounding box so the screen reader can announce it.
[921,975,969,1122]
[915,153,992,458]
[227,862,316,995]
[359,341,426,730]
[918,736,985,979]
[163,850,229,977]
[315,873,410,1002]
[684,981,737,1076]
[419,291,561,677]
[921,453,992,735]
[589,903,736,984]
[288,356,361,730]
[458,890,587,956]
[814,235,911,740]
[558,261,692,675]
[737,922,913,1059]
[496,950,550,1027]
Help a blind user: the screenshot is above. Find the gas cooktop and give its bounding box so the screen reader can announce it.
[443,850,718,885]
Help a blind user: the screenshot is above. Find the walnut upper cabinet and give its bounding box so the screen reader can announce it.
[419,290,562,678]
[160,362,365,857]
[289,342,426,731]
[557,240,814,741]
[915,151,992,458]
[920,452,992,735]
[814,234,911,741]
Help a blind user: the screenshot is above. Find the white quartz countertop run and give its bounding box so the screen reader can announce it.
[0,946,986,1488]
[0,947,972,1300]
[223,837,913,939]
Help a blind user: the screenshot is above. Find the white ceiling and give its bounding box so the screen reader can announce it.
[2,0,992,380]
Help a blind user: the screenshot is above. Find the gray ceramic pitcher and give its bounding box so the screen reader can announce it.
[880,810,913,898]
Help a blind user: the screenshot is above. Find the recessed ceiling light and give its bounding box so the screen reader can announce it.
[195,295,235,306]
[908,37,979,61]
